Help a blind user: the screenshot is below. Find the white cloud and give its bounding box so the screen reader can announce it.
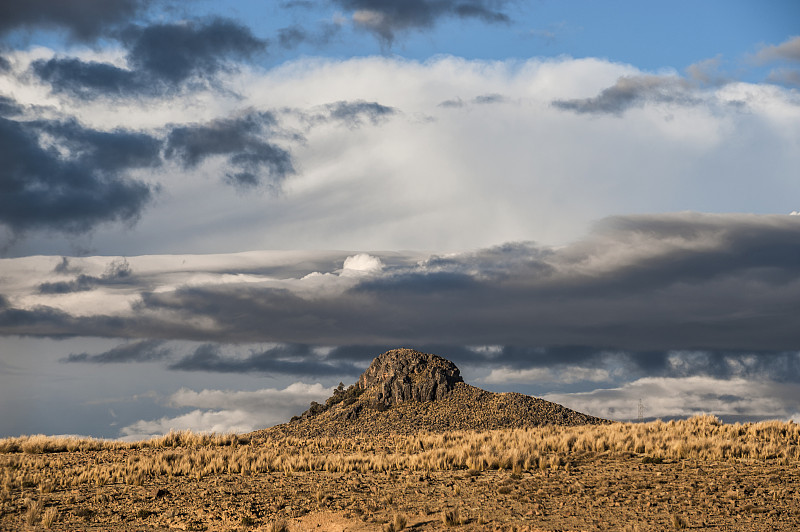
[483,366,612,384]
[543,376,800,422]
[119,382,331,441]
[341,253,383,276]
[5,53,798,256]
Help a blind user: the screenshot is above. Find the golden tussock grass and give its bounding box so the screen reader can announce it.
[1,415,798,497]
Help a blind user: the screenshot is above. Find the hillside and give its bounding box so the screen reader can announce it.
[258,348,607,439]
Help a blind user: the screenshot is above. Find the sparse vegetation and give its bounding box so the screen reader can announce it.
[299,382,366,419]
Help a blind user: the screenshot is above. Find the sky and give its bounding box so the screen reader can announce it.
[1,0,799,440]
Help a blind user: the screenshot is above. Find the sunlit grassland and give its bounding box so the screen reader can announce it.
[2,415,798,499]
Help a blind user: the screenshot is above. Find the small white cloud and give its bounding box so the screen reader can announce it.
[483,366,611,384]
[790,211,800,216]
[341,253,384,276]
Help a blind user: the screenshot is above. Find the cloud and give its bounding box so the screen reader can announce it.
[53,257,81,274]
[165,111,294,190]
[543,376,800,422]
[470,347,800,388]
[168,343,364,376]
[438,94,506,108]
[753,36,800,64]
[121,18,266,84]
[767,68,800,87]
[315,100,396,127]
[63,338,171,363]
[277,22,341,49]
[0,0,152,41]
[685,56,729,87]
[39,256,132,295]
[341,253,383,276]
[473,93,505,104]
[483,366,612,384]
[333,0,511,45]
[33,17,266,99]
[118,382,330,439]
[552,75,699,115]
[5,213,800,354]
[32,57,157,99]
[0,114,158,236]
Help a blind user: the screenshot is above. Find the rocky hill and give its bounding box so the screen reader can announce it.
[259,348,607,439]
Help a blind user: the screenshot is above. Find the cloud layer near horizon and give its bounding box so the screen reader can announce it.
[3,212,799,352]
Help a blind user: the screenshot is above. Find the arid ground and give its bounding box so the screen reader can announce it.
[2,416,800,531]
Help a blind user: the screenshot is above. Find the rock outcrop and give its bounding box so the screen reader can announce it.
[358,348,463,406]
[259,348,609,439]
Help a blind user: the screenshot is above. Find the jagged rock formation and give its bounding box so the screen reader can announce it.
[358,348,463,405]
[258,348,608,439]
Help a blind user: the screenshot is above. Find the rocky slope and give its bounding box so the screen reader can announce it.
[259,348,607,439]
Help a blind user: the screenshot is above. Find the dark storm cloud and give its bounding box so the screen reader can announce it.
[332,0,511,44]
[121,18,266,84]
[33,18,266,99]
[32,57,153,100]
[0,114,159,235]
[5,214,800,358]
[458,346,800,384]
[63,339,171,363]
[552,76,699,115]
[165,111,294,189]
[0,0,150,41]
[133,213,800,351]
[0,95,22,116]
[39,257,132,294]
[169,343,364,376]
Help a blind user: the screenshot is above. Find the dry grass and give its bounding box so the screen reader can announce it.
[1,415,798,530]
[1,416,798,495]
[41,506,58,528]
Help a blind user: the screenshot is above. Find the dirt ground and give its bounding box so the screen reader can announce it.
[2,448,799,531]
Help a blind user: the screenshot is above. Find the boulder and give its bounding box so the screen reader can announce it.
[358,348,463,406]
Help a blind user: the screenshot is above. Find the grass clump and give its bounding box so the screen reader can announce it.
[442,507,466,527]
[383,513,406,531]
[267,519,289,532]
[25,499,43,526]
[42,506,58,528]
